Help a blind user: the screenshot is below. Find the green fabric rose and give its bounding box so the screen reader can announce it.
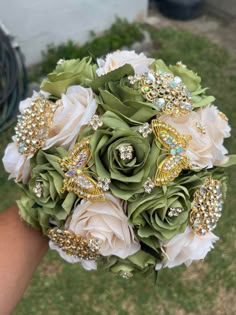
[41,57,97,97]
[127,184,191,242]
[127,169,229,244]
[18,147,77,234]
[91,64,159,124]
[90,112,161,199]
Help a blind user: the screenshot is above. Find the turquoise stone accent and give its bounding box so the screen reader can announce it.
[170,82,177,88]
[170,149,176,155]
[176,148,184,154]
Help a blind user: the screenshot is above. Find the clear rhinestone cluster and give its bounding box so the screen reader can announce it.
[121,271,133,279]
[168,207,183,217]
[143,178,155,193]
[138,123,152,138]
[14,96,57,155]
[32,180,43,198]
[48,228,101,260]
[129,70,193,116]
[118,145,134,161]
[190,178,223,236]
[97,177,111,191]
[89,114,103,130]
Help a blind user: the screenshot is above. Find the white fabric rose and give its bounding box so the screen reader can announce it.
[49,241,97,270]
[96,50,154,76]
[155,226,219,270]
[2,142,31,183]
[160,105,231,169]
[66,194,140,259]
[2,86,97,183]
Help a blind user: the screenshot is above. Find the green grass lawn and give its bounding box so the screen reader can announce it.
[0,26,235,315]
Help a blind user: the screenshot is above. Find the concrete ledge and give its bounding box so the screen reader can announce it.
[0,0,148,65]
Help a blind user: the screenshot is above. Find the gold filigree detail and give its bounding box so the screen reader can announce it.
[218,111,228,122]
[129,70,193,116]
[14,96,57,155]
[152,119,192,186]
[48,228,101,260]
[60,138,105,201]
[190,178,223,235]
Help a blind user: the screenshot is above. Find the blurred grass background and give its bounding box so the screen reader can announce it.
[0,20,235,315]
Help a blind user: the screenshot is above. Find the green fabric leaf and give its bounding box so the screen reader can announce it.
[90,64,134,92]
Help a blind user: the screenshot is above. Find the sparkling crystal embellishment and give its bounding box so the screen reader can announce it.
[121,271,133,279]
[168,207,184,217]
[152,119,192,186]
[60,138,105,201]
[143,178,155,193]
[129,70,193,116]
[89,115,103,130]
[138,123,152,138]
[32,180,43,198]
[190,178,223,236]
[97,177,111,191]
[48,228,101,260]
[14,96,57,155]
[118,145,134,161]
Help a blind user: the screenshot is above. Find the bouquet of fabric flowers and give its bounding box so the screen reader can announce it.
[3,50,236,278]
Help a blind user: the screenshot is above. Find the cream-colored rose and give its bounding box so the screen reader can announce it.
[66,194,140,259]
[49,241,97,270]
[96,50,154,76]
[2,142,31,183]
[44,85,97,150]
[155,226,219,270]
[160,105,231,169]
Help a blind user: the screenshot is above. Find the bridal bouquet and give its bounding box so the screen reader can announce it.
[3,50,236,278]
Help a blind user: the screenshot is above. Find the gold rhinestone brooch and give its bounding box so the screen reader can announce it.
[129,70,193,116]
[60,138,105,201]
[152,119,192,186]
[190,178,223,235]
[48,228,101,260]
[14,96,57,155]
